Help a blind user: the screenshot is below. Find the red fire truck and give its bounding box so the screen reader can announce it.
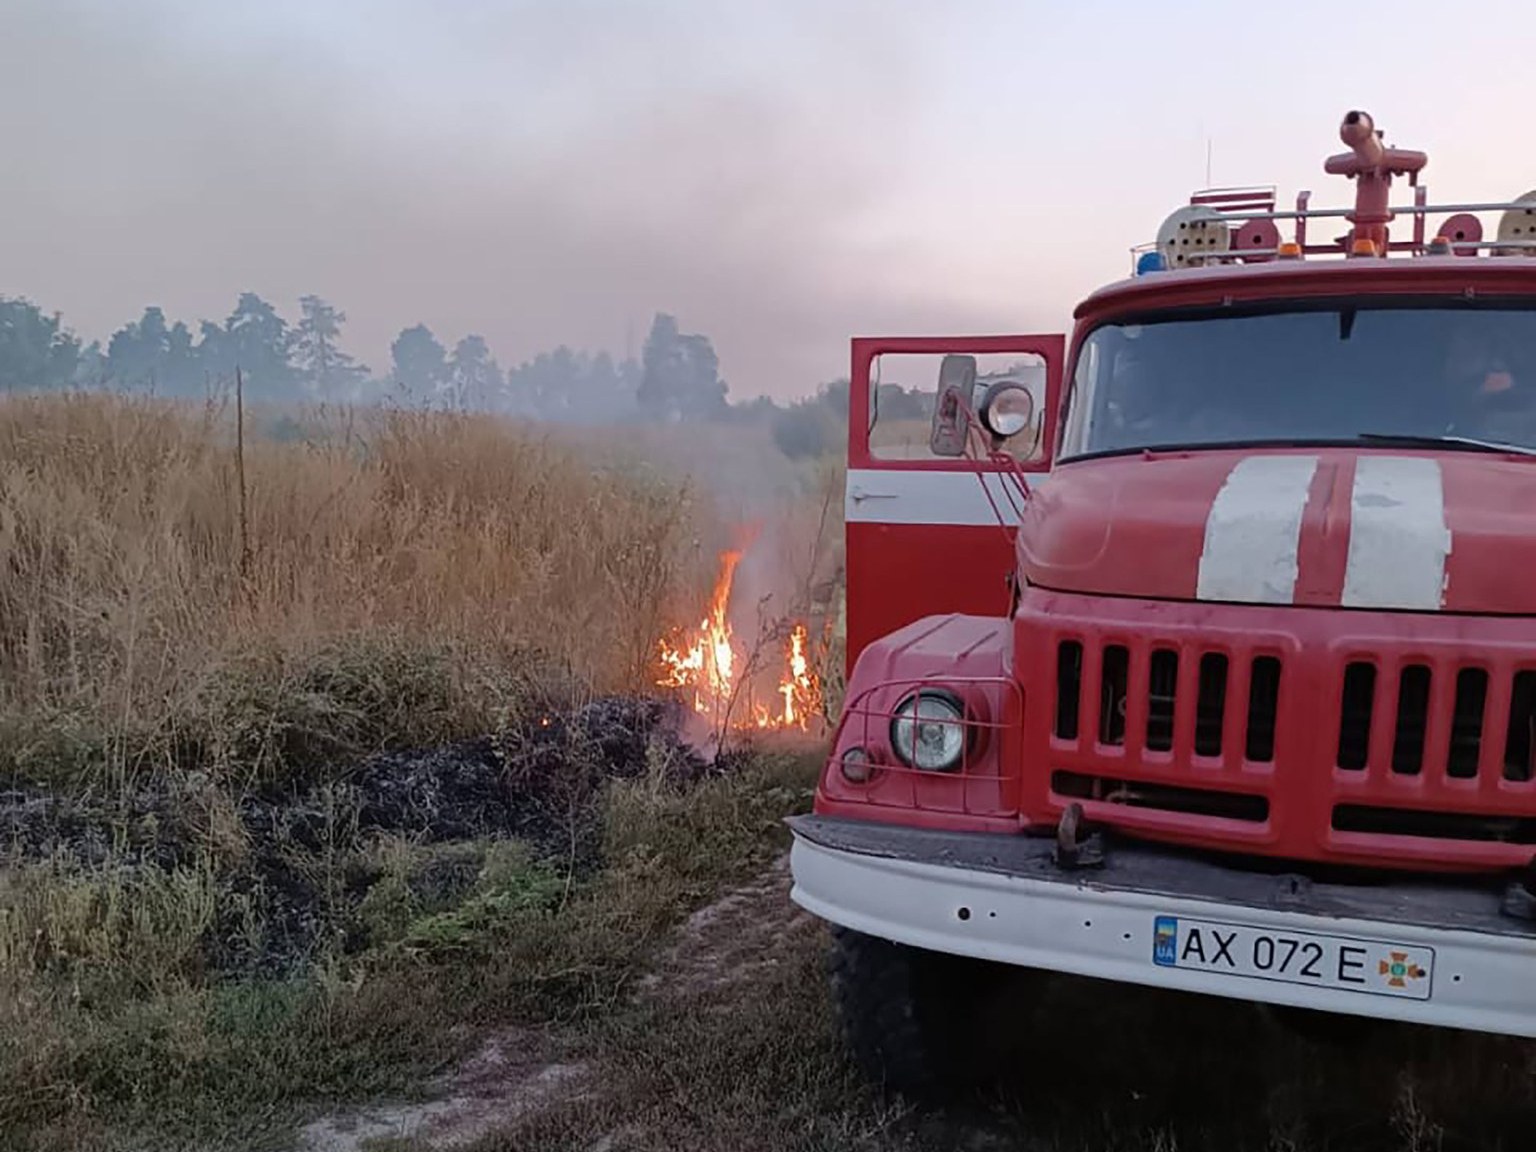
[790,111,1536,1091]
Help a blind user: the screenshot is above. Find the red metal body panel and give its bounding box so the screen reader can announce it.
[844,522,1014,680]
[1017,448,1536,615]
[1016,451,1232,603]
[1074,258,1536,329]
[844,334,1064,677]
[1439,456,1536,613]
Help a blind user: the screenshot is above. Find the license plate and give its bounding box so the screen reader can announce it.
[1152,915,1434,1000]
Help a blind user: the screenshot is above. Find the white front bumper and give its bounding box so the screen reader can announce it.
[789,831,1536,1037]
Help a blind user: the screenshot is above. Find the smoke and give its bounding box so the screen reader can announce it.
[0,0,1017,400]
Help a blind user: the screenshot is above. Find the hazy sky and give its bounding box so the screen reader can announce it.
[3,0,1534,399]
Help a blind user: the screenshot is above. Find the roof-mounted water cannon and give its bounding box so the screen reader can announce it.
[1323,110,1427,255]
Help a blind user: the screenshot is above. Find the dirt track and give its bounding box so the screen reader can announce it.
[294,855,819,1151]
[291,853,1536,1152]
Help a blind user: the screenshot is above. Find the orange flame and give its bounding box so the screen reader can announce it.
[656,550,822,733]
[777,623,821,728]
[657,549,741,719]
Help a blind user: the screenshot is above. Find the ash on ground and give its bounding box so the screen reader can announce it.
[0,695,728,974]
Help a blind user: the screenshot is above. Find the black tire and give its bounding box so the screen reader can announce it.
[827,924,1040,1096]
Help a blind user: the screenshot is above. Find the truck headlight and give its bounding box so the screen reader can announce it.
[889,689,968,772]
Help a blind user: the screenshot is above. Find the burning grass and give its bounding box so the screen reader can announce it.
[0,391,849,1150]
[0,393,713,788]
[655,547,828,741]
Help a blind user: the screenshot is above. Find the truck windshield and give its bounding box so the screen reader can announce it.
[1059,302,1536,460]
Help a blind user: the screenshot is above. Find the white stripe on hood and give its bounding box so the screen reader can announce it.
[1196,455,1319,604]
[1342,456,1451,610]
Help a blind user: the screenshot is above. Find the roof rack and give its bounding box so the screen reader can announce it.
[1189,186,1278,214]
[1132,111,1536,273]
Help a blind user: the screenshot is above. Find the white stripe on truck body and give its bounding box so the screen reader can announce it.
[1342,456,1451,610]
[847,455,1455,611]
[1195,455,1319,605]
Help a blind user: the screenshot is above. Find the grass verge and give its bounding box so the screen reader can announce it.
[1,749,817,1152]
[449,886,1536,1152]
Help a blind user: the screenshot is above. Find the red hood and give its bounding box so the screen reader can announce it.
[1017,448,1536,614]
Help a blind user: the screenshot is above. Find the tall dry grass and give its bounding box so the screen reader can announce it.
[0,393,709,785]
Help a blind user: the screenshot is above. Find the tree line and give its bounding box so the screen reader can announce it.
[0,290,929,455]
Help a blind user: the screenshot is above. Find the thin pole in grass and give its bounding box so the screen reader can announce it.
[235,365,251,584]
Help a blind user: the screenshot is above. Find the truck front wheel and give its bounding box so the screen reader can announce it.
[827,925,1038,1096]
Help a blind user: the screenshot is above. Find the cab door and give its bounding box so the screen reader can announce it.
[844,334,1065,675]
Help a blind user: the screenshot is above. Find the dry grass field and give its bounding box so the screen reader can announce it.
[0,393,846,1151]
[0,393,714,789]
[2,394,1533,1152]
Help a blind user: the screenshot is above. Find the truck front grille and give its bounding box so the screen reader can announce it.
[1334,660,1536,783]
[1053,639,1280,766]
[1026,602,1536,871]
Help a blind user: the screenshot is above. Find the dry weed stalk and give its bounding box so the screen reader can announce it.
[0,393,710,784]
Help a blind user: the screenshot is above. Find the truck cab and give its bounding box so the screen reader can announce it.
[790,111,1536,1093]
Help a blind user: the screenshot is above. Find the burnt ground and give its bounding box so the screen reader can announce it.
[0,696,724,975]
[7,720,1536,1152]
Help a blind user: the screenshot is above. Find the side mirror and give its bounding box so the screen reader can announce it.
[929,354,977,456]
[978,380,1035,441]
